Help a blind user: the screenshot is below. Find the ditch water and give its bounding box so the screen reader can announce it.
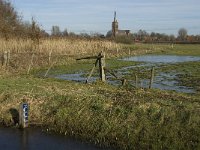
[55,55,200,93]
[0,127,110,150]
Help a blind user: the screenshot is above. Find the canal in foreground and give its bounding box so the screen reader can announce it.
[0,127,111,150]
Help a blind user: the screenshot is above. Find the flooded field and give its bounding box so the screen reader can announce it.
[55,55,200,93]
[122,55,200,63]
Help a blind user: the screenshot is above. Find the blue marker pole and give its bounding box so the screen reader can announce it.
[19,103,29,128]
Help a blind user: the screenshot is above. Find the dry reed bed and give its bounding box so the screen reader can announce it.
[0,38,122,55]
[0,38,123,70]
[0,38,155,72]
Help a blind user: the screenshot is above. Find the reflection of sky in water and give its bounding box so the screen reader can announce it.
[55,55,200,94]
[55,71,195,93]
[0,127,106,150]
[122,55,200,63]
[139,73,195,93]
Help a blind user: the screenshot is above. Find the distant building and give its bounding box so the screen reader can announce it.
[112,11,130,37]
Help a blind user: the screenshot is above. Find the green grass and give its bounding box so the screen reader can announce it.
[123,43,200,56]
[0,75,200,149]
[158,61,200,92]
[32,58,140,78]
[155,44,200,56]
[1,43,200,149]
[118,61,200,94]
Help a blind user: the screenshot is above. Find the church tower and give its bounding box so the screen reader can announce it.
[112,11,118,37]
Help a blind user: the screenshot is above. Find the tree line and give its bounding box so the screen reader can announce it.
[0,0,48,40]
[0,0,199,44]
[133,28,200,43]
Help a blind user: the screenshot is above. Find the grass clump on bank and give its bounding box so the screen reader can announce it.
[0,75,200,149]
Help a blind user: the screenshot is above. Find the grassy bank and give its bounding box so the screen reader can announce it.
[0,75,200,149]
[1,40,200,149]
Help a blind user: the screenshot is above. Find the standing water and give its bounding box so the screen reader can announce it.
[0,127,110,150]
[54,55,200,93]
[122,55,200,63]
[122,55,200,93]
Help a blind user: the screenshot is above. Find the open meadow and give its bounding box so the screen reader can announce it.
[0,38,200,149]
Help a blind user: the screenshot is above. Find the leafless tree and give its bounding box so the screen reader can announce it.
[178,28,188,41]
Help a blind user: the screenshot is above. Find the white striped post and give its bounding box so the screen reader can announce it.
[19,103,29,128]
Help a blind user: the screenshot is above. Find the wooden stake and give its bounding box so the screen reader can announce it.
[44,62,54,77]
[86,58,99,83]
[135,74,138,88]
[3,51,8,66]
[99,52,106,82]
[48,50,52,65]
[27,53,34,74]
[149,67,155,89]
[122,79,126,86]
[7,51,10,66]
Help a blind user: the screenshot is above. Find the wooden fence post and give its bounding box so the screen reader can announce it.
[135,74,138,88]
[86,58,99,83]
[7,51,10,66]
[3,51,8,66]
[99,52,106,82]
[149,67,155,89]
[27,53,34,74]
[122,79,126,86]
[19,102,29,128]
[44,61,56,77]
[48,50,52,65]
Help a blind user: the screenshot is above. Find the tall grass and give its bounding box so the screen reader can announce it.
[0,38,125,72]
[0,38,121,55]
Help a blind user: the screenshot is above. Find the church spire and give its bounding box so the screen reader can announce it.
[112,11,118,37]
[114,11,116,22]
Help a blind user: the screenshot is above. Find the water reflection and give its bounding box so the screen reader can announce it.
[0,127,109,150]
[21,129,28,150]
[54,55,200,94]
[122,55,200,63]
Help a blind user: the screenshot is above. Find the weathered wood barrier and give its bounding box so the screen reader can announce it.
[149,67,155,89]
[77,51,106,82]
[77,52,155,88]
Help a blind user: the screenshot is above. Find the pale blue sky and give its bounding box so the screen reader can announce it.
[11,0,200,35]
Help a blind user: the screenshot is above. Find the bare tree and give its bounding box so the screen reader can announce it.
[137,29,149,41]
[169,34,175,42]
[62,28,68,37]
[0,0,45,39]
[178,28,188,41]
[106,30,112,38]
[51,26,61,36]
[0,0,19,39]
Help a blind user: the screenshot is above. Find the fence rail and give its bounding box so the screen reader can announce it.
[0,50,156,89]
